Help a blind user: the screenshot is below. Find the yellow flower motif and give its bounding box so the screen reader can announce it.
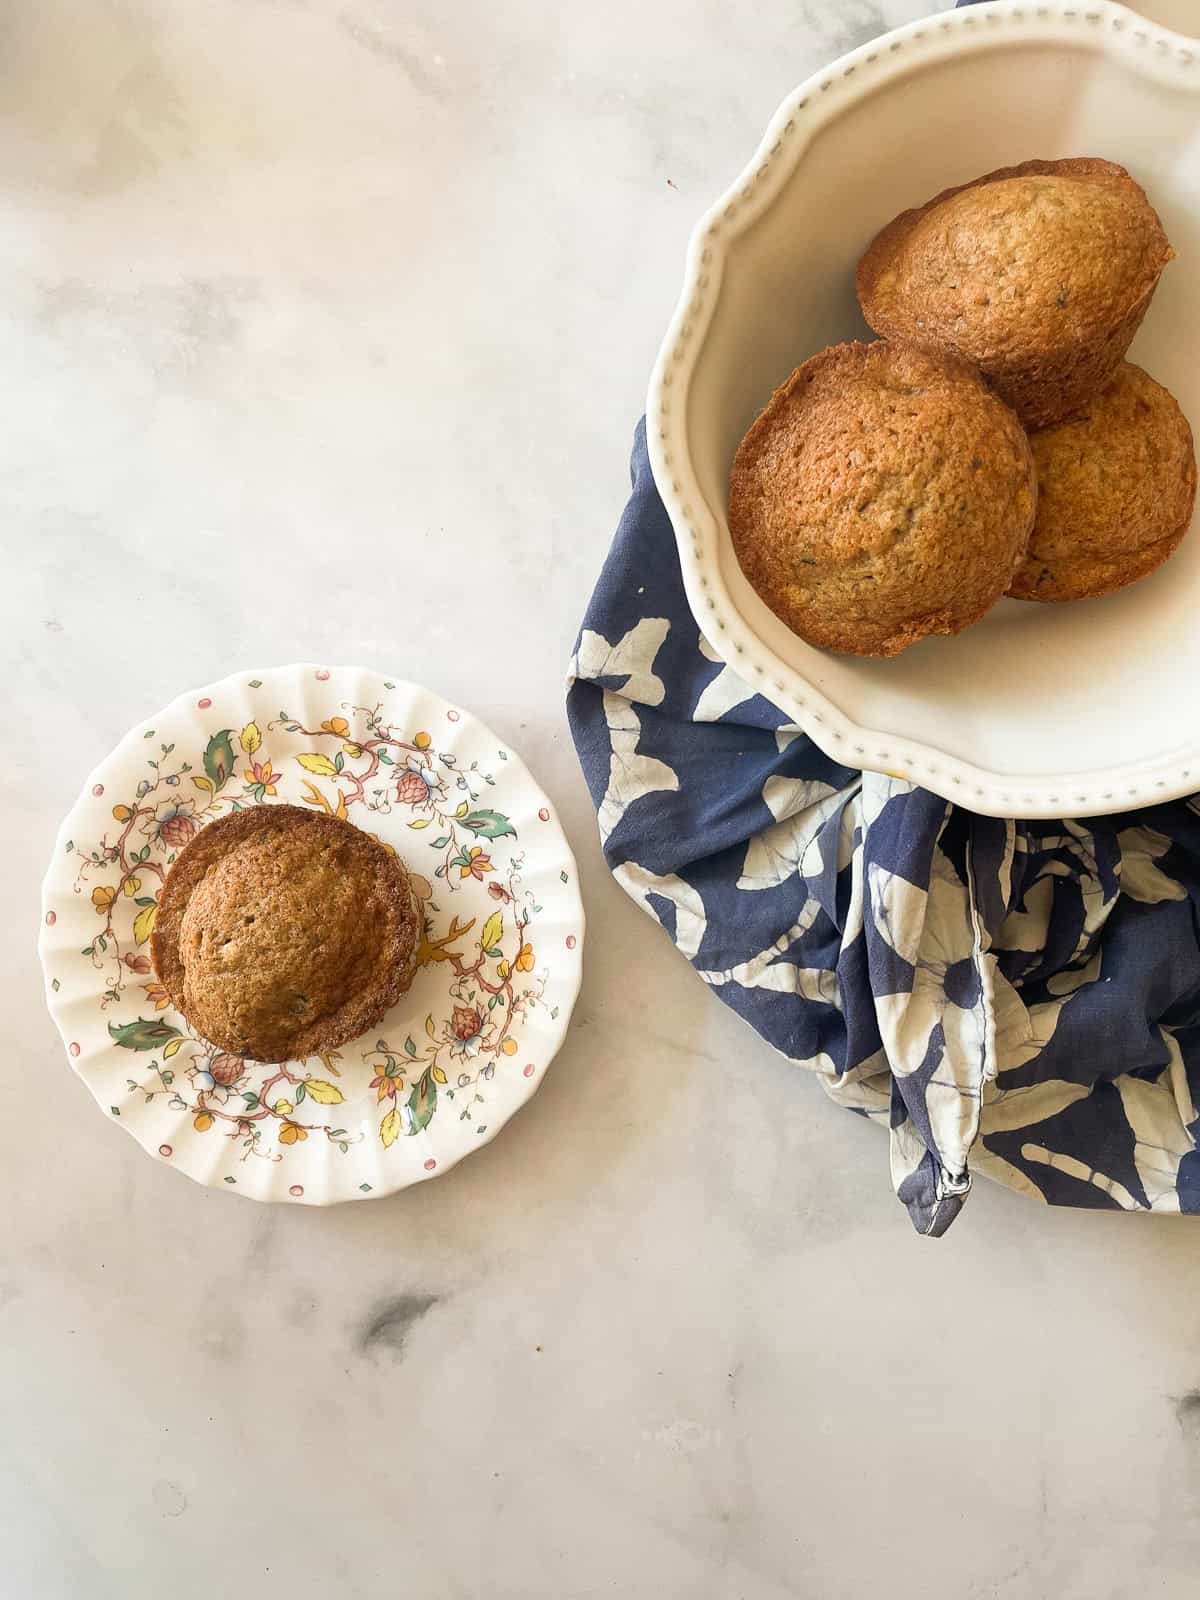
[91,884,117,915]
[278,1122,308,1145]
[272,1098,294,1116]
[143,982,172,1011]
[500,1037,518,1056]
[343,742,363,759]
[516,942,535,972]
[112,804,133,822]
[123,875,142,897]
[321,717,350,737]
[414,731,431,750]
[193,1112,214,1132]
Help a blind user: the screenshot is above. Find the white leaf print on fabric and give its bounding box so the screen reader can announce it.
[870,847,993,1179]
[992,954,1100,1070]
[692,636,756,722]
[596,690,678,844]
[1044,950,1102,999]
[994,875,1055,954]
[1115,1045,1195,1210]
[981,1078,1091,1135]
[699,901,836,1003]
[860,771,920,828]
[817,1047,891,1116]
[969,1143,1049,1204]
[1118,826,1188,904]
[737,776,841,892]
[1019,1144,1139,1208]
[1164,1027,1199,1132]
[613,860,707,960]
[571,618,670,707]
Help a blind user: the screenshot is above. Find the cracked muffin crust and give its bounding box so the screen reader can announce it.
[856,157,1174,428]
[1008,361,1196,603]
[151,803,421,1062]
[727,340,1037,657]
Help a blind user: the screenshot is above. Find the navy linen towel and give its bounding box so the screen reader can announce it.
[566,421,1200,1233]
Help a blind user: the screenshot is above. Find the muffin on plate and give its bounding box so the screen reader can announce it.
[727,340,1036,657]
[151,804,421,1063]
[1008,361,1196,603]
[856,157,1174,428]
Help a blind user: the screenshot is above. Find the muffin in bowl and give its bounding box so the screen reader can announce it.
[856,157,1174,428]
[1008,361,1196,603]
[151,803,421,1063]
[727,340,1037,657]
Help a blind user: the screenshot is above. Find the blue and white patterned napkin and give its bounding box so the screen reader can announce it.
[567,422,1200,1233]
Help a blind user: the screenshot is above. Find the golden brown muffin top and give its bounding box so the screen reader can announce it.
[857,158,1172,365]
[1009,362,1196,603]
[151,804,420,1063]
[727,340,1037,657]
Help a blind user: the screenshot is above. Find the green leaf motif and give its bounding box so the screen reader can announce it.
[404,1036,417,1058]
[430,835,450,849]
[406,1071,438,1135]
[203,728,236,793]
[108,1017,182,1051]
[462,809,517,842]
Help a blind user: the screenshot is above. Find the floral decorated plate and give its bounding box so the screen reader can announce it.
[38,665,584,1204]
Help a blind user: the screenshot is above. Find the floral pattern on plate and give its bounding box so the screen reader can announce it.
[40,666,584,1204]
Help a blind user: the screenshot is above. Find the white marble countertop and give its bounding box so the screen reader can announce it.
[7,2,1200,1596]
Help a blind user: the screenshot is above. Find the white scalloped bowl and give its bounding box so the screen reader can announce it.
[648,0,1200,818]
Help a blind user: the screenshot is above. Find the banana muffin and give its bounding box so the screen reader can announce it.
[856,157,1174,428]
[1008,361,1196,603]
[151,804,421,1062]
[727,340,1037,657]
